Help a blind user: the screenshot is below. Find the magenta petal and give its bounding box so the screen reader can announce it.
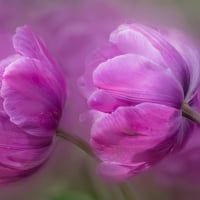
[13,26,66,90]
[0,115,52,183]
[93,54,184,108]
[110,24,163,62]
[13,25,54,65]
[110,24,190,93]
[1,57,64,137]
[88,89,130,112]
[0,55,21,116]
[130,24,190,93]
[163,30,200,101]
[91,103,181,171]
[0,55,20,87]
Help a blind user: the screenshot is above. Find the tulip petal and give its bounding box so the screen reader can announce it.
[13,26,66,93]
[1,57,64,137]
[13,25,53,64]
[110,24,190,93]
[88,89,130,112]
[163,30,200,101]
[110,24,162,61]
[0,55,20,116]
[93,54,184,109]
[0,115,52,183]
[91,103,182,178]
[132,24,190,93]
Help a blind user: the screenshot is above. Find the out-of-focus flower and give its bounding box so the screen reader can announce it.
[81,23,200,181]
[0,26,66,183]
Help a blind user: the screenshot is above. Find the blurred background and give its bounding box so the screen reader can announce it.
[1,0,200,199]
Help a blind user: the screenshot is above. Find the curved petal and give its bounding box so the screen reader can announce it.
[88,89,130,113]
[0,55,20,88]
[0,115,52,183]
[13,26,66,93]
[91,103,182,166]
[93,54,184,109]
[110,24,190,93]
[1,57,64,137]
[163,29,200,101]
[0,55,21,116]
[110,24,162,62]
[13,25,54,65]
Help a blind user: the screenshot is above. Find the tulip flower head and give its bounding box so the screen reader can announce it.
[0,26,66,183]
[82,23,200,181]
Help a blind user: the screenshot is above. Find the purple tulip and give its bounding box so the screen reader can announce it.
[0,26,66,183]
[82,23,200,181]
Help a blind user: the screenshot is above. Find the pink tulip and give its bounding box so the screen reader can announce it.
[0,26,66,183]
[81,23,200,181]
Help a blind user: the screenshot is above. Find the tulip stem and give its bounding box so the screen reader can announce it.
[182,103,200,124]
[119,182,135,200]
[57,130,136,200]
[56,130,96,158]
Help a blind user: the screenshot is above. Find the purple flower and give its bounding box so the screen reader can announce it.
[0,26,66,183]
[82,23,200,180]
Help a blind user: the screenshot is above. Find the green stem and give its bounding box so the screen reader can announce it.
[56,130,136,200]
[56,130,96,158]
[119,182,135,200]
[182,103,200,124]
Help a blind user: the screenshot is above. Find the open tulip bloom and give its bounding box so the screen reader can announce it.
[81,23,200,181]
[0,26,66,183]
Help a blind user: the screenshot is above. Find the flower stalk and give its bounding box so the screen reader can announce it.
[119,182,136,200]
[56,130,96,159]
[182,103,200,124]
[56,130,135,200]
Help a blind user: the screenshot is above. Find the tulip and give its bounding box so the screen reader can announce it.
[82,23,200,180]
[0,26,66,183]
